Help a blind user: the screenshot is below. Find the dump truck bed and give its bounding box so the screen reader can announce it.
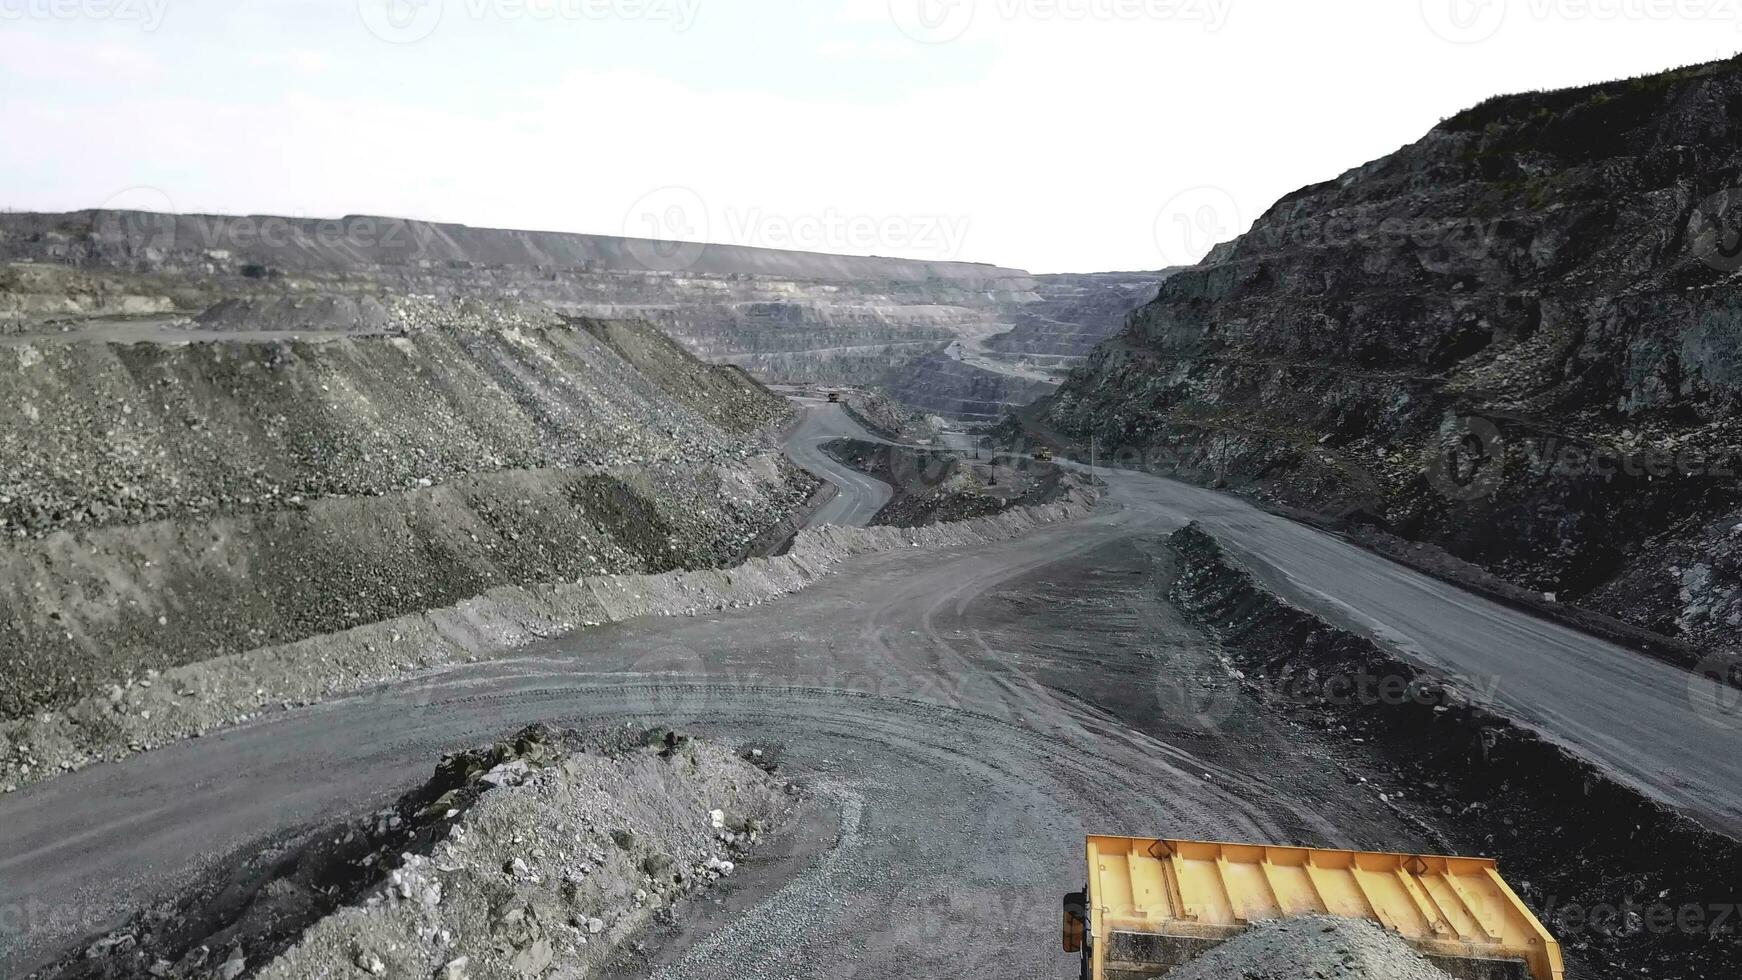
[1079,836,1563,980]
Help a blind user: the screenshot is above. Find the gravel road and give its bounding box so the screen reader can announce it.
[782,398,894,527]
[0,526,1412,978]
[1125,466,1742,839]
[2,406,1737,978]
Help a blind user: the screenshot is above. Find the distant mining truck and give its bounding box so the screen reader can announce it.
[827,391,841,403]
[1064,836,1563,980]
[1034,447,1054,462]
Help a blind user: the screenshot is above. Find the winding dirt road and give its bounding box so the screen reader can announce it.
[2,405,1738,978]
[780,398,893,528]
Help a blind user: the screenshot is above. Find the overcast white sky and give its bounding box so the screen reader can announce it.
[1,0,1736,271]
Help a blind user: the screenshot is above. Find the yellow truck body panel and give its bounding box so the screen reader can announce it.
[1083,836,1564,980]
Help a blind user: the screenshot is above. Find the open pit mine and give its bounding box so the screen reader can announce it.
[4,51,1742,980]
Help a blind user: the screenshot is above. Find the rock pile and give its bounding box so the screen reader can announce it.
[1158,918,1455,980]
[44,725,793,980]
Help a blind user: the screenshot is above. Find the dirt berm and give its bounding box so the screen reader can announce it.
[37,724,794,980]
[0,479,1097,793]
[0,315,812,719]
[820,437,1074,527]
[1168,523,1742,980]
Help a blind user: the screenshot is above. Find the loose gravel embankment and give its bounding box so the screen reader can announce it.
[0,486,1096,794]
[44,724,793,980]
[833,387,938,444]
[1168,523,1742,980]
[0,316,807,720]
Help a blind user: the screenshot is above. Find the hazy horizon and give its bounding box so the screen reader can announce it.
[2,0,1736,273]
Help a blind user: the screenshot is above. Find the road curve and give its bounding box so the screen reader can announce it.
[0,511,1406,977]
[3,456,1739,976]
[781,400,894,528]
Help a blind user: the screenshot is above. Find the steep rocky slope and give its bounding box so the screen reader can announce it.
[877,348,1058,421]
[987,270,1171,358]
[0,313,812,719]
[880,272,1170,420]
[1040,55,1742,656]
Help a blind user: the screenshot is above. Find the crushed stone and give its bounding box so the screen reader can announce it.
[48,724,793,980]
[1160,917,1457,980]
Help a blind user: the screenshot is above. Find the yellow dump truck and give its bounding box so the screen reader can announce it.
[1064,837,1563,980]
[827,392,841,403]
[1035,447,1055,462]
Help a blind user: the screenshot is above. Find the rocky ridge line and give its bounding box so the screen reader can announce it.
[1042,55,1742,660]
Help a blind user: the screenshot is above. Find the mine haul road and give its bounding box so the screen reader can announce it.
[778,397,894,528]
[1,403,1738,978]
